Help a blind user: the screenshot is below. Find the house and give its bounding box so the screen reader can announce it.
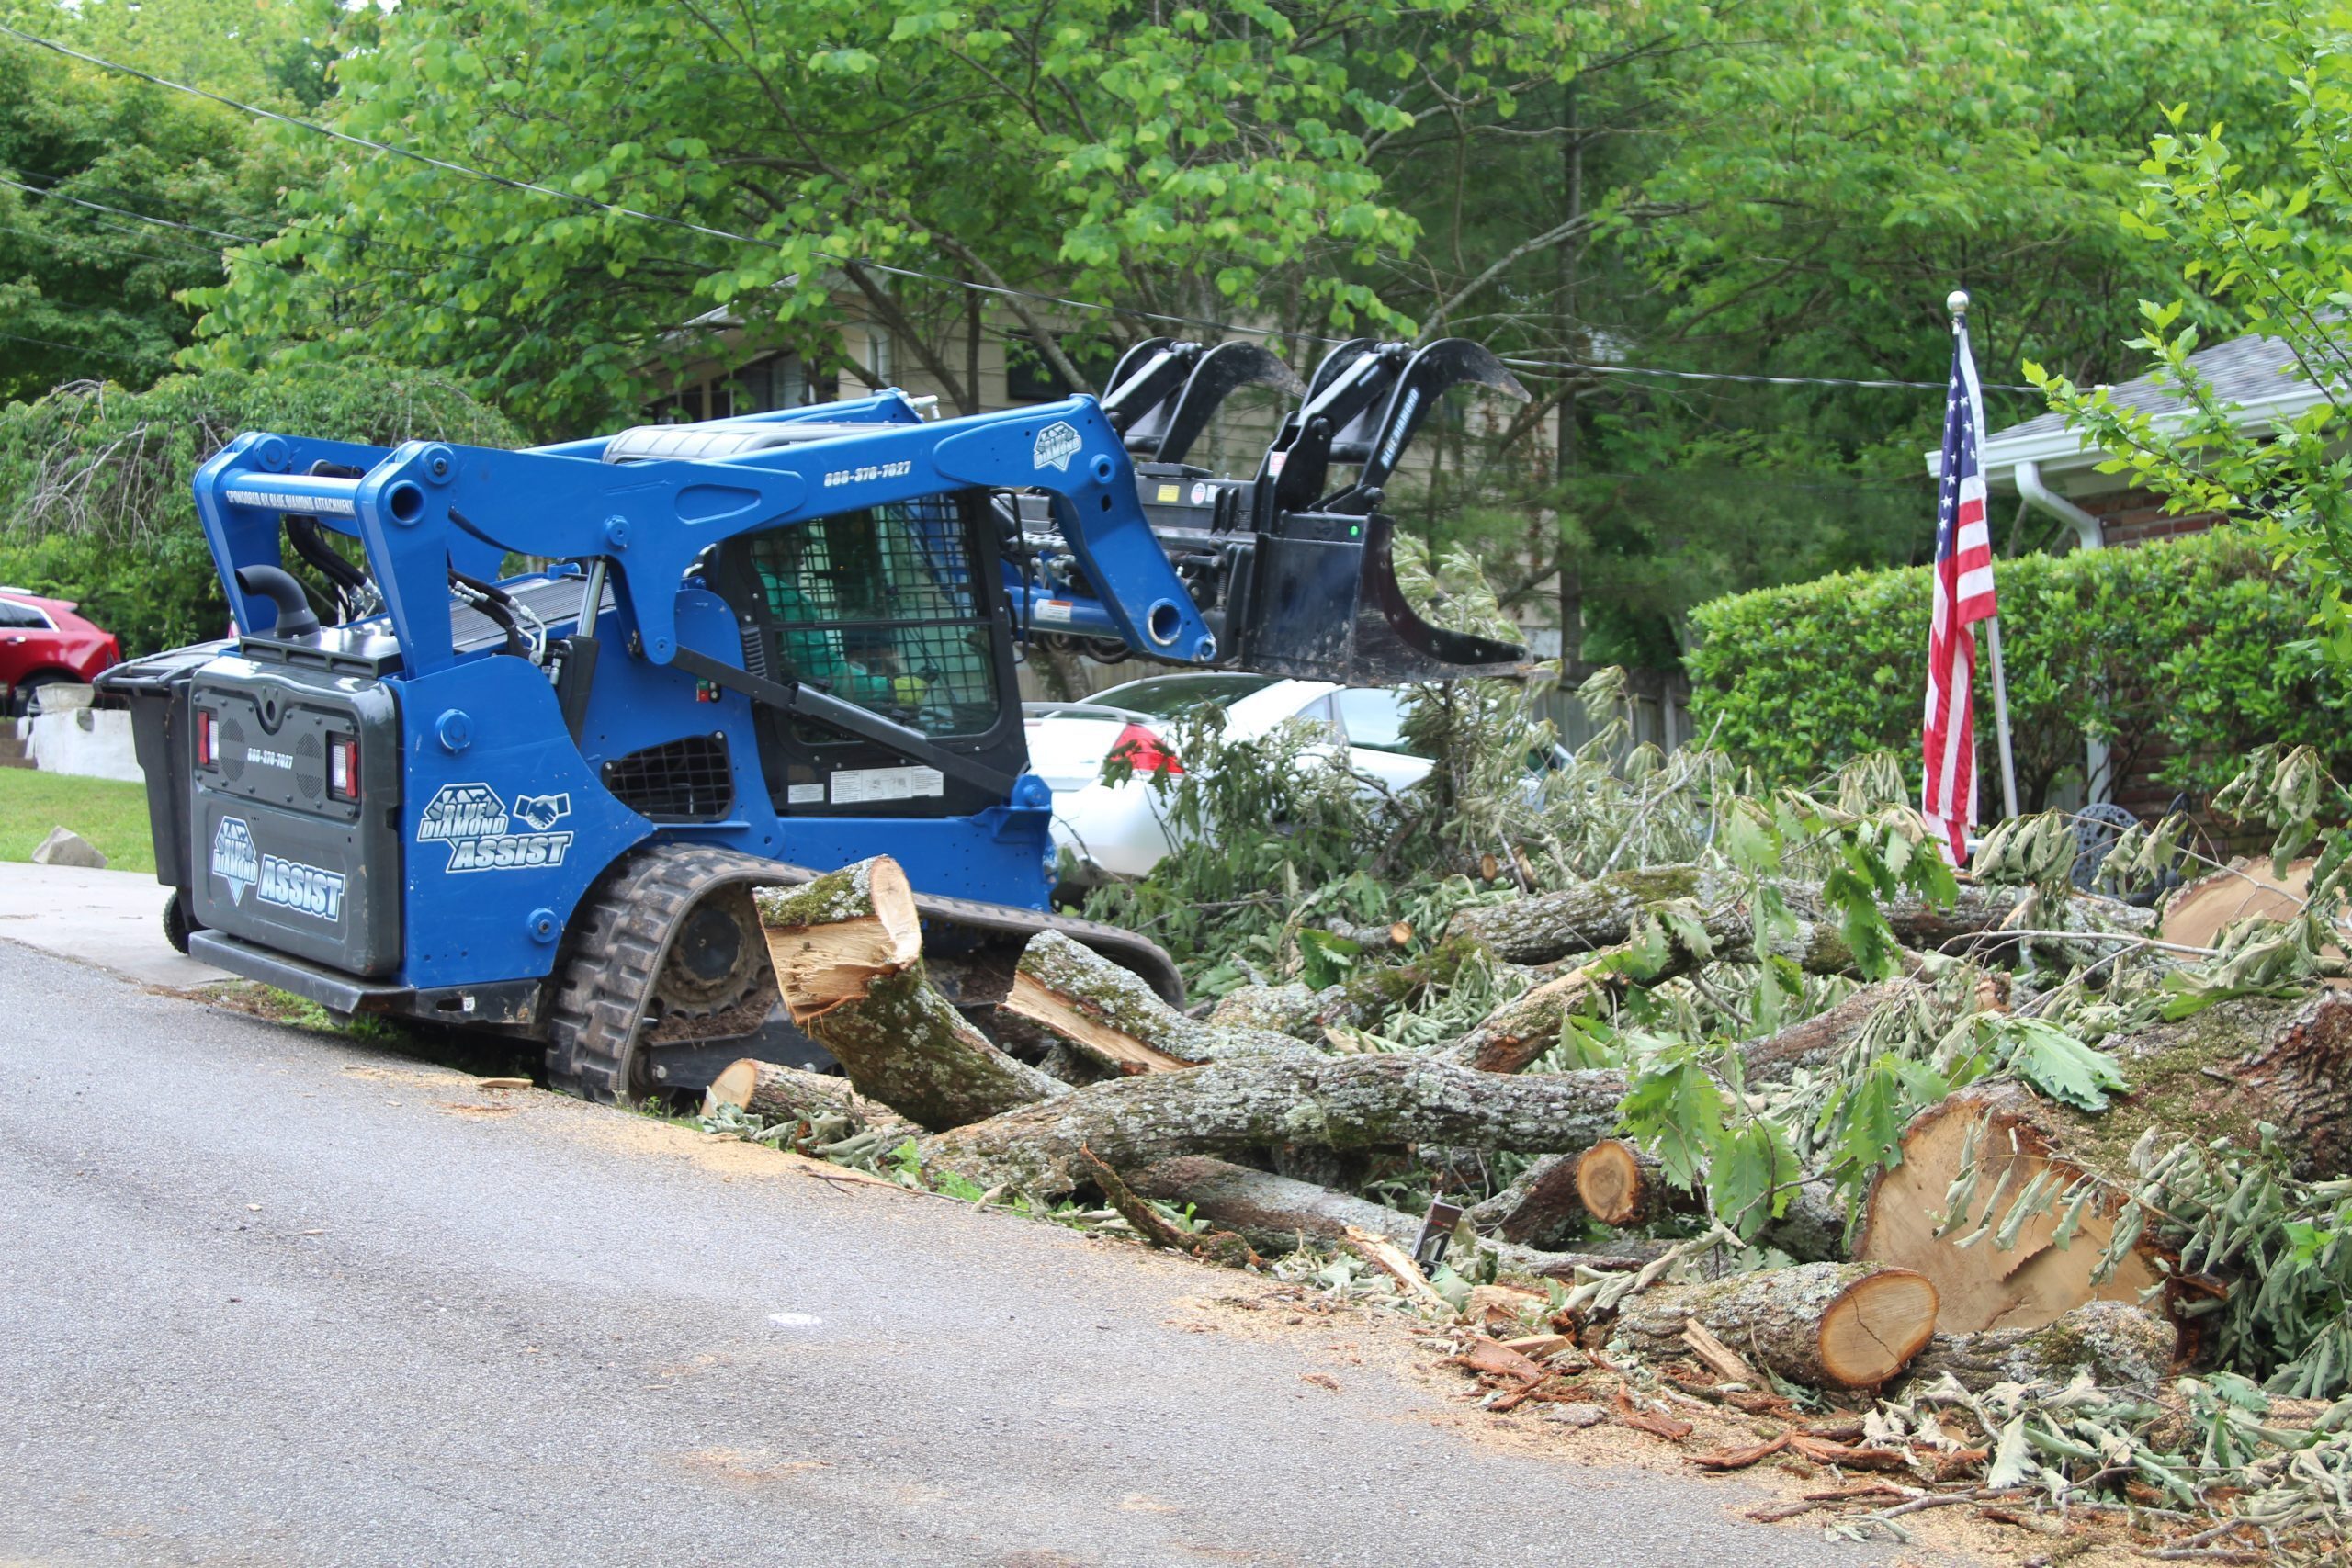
[1939,329,2313,550]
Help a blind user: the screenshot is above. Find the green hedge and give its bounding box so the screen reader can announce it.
[1685,528,2352,805]
[0,364,521,657]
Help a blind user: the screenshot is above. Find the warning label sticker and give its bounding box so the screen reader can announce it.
[830,766,944,805]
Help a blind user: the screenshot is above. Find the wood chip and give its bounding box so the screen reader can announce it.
[1785,1432,1912,1471]
[1453,1336,1548,1384]
[1679,1317,1764,1384]
[1501,1333,1577,1359]
[1613,1386,1694,1441]
[475,1077,533,1089]
[1689,1432,1791,1471]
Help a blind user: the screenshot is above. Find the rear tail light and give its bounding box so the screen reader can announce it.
[194,708,216,768]
[1111,723,1182,775]
[329,735,360,800]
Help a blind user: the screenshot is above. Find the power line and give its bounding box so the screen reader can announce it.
[1502,355,2041,395]
[0,174,254,244]
[0,328,152,364]
[0,19,2055,402]
[0,218,206,267]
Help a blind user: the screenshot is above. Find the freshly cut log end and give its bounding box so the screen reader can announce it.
[1612,1262,1938,1391]
[1815,1269,1940,1389]
[755,856,922,1023]
[1856,1086,2164,1336]
[1575,1140,1692,1226]
[700,1058,918,1141]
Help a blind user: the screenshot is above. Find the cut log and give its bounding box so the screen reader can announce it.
[1465,1152,1588,1249]
[1900,1301,2176,1393]
[1569,1141,1847,1262]
[1001,931,1300,1075]
[1857,990,2352,1333]
[702,1058,919,1142]
[1125,1156,1663,1278]
[918,1053,1629,1196]
[755,856,1059,1130]
[1445,865,2150,969]
[1609,1263,1939,1390]
[1576,1140,1698,1226]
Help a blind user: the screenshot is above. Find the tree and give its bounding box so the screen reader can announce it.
[0,0,348,402]
[2030,0,2352,667]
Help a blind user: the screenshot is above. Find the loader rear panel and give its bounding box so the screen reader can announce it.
[186,658,403,976]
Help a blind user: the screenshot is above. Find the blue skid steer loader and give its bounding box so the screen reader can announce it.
[103,338,1531,1100]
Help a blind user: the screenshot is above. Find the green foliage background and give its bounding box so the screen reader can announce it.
[1684,528,2352,806]
[0,365,520,654]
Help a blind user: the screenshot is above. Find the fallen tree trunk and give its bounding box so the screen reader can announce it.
[1575,1140,1698,1226]
[920,1054,1630,1196]
[1857,990,2352,1333]
[1608,1262,1939,1390]
[1444,865,2144,969]
[1899,1301,2176,1393]
[755,858,1059,1130]
[1125,1156,1663,1279]
[1464,1152,1587,1249]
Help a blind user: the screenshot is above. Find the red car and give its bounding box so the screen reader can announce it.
[0,588,121,715]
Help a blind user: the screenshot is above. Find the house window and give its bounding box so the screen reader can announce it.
[865,329,894,385]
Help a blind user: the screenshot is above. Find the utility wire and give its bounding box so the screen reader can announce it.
[0,19,2051,400]
[0,218,207,267]
[0,174,254,244]
[0,328,151,364]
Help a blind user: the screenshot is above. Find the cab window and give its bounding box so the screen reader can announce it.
[741,496,1001,739]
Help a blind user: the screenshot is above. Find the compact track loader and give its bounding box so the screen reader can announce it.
[104,337,1531,1099]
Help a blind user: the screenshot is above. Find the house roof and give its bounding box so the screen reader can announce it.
[1928,329,2329,490]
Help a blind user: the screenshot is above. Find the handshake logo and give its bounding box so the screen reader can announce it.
[514,793,572,832]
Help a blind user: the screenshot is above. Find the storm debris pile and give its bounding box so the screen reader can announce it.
[701,681,2352,1560]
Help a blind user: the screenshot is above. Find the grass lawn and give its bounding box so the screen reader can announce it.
[0,768,156,874]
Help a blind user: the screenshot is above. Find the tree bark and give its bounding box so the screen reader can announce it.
[756,856,1059,1130]
[1440,948,1631,1072]
[1465,1152,1587,1249]
[1608,1263,1939,1390]
[919,1054,1629,1197]
[1899,1301,2176,1393]
[1857,990,2352,1334]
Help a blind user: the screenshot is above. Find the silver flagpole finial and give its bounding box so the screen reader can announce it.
[1947,288,1971,323]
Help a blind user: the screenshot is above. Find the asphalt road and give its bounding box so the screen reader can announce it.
[0,941,1909,1567]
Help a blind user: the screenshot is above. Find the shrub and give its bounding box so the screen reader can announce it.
[1685,528,2352,805]
[0,364,521,656]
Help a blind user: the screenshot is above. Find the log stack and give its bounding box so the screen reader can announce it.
[707,852,2333,1404]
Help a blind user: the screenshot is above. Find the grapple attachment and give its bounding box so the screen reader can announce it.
[1046,336,1536,684]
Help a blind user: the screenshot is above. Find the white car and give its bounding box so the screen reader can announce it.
[1023,672,1442,886]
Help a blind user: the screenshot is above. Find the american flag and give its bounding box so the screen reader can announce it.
[1924,321,1999,863]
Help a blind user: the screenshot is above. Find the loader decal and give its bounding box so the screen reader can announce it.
[417,782,573,874]
[212,816,257,906]
[1031,421,1082,473]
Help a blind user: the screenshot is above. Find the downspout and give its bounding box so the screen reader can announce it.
[2012,460,2110,803]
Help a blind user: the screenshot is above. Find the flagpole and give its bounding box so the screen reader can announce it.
[1950,288,2020,822]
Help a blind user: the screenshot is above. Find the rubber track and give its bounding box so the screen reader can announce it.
[543,844,1184,1104]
